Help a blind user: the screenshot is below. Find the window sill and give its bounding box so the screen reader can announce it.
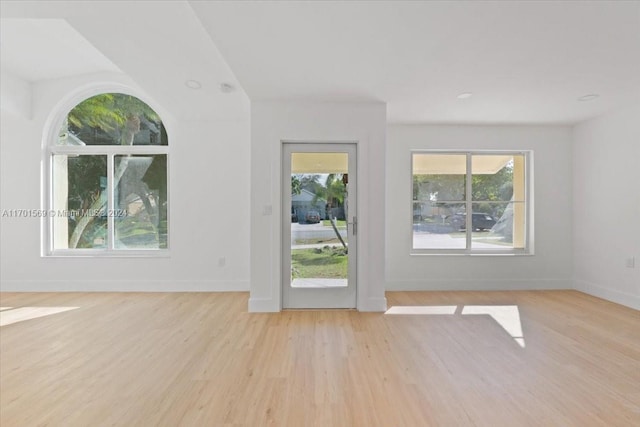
[44,249,171,258]
[410,251,533,257]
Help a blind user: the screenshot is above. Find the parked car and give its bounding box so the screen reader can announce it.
[291,207,298,223]
[447,213,496,231]
[304,210,321,224]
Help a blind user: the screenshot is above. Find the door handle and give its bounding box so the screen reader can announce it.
[348,216,357,236]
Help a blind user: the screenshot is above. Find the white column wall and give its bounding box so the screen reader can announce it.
[249,101,387,312]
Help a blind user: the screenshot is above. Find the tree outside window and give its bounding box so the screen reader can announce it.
[49,93,168,254]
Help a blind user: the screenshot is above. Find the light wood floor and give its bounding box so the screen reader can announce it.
[1,290,638,426]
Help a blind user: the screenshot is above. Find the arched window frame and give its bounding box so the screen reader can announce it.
[42,85,170,257]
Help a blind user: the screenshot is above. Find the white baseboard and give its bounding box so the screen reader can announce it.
[247,297,281,312]
[358,296,388,312]
[385,278,571,291]
[0,280,249,292]
[574,279,640,311]
[247,297,388,312]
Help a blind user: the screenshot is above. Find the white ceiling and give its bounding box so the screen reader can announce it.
[1,0,639,125]
[0,19,120,81]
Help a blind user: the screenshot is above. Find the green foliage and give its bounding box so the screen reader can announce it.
[67,94,123,131]
[67,155,106,211]
[63,93,165,146]
[472,166,513,202]
[309,174,346,210]
[291,175,302,195]
[323,174,346,207]
[67,93,159,133]
[472,163,513,219]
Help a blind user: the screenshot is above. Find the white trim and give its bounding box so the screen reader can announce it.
[50,146,169,155]
[574,279,640,311]
[107,154,115,250]
[46,249,171,258]
[1,280,249,293]
[358,297,388,312]
[386,279,572,291]
[248,297,281,313]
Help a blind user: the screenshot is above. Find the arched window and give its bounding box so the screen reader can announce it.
[47,92,169,255]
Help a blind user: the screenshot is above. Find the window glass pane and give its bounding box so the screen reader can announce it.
[58,93,167,146]
[471,202,526,249]
[413,203,466,249]
[413,154,466,202]
[53,155,107,249]
[471,154,526,250]
[472,154,524,202]
[412,153,467,249]
[114,155,168,249]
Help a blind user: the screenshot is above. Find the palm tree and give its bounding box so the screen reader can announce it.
[312,174,348,250]
[323,174,346,216]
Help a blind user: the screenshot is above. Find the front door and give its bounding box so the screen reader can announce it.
[282,143,357,309]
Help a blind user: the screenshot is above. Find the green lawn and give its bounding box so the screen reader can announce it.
[291,246,347,279]
[322,219,347,227]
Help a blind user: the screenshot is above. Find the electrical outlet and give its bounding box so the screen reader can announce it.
[626,257,635,268]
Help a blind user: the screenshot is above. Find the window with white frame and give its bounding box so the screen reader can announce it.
[47,93,169,255]
[412,151,530,254]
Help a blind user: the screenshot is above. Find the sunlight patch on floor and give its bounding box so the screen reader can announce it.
[0,307,80,327]
[461,305,525,347]
[386,304,526,348]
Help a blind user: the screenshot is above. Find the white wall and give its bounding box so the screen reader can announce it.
[0,73,251,291]
[0,69,32,119]
[572,104,640,310]
[386,125,573,291]
[249,101,387,312]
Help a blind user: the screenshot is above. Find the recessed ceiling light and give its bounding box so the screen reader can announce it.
[185,79,202,90]
[219,83,235,93]
[578,94,599,102]
[457,92,473,99]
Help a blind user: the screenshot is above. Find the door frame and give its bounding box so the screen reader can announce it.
[281,141,358,309]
